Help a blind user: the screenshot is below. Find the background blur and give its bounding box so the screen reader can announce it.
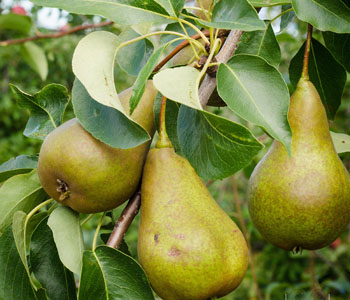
[1,1,350,299]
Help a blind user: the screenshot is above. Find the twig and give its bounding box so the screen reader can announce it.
[310,251,327,300]
[106,190,141,249]
[232,176,263,300]
[0,20,114,46]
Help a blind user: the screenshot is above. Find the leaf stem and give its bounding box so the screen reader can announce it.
[199,38,220,79]
[302,24,313,80]
[196,0,211,21]
[177,18,210,45]
[80,214,94,226]
[270,7,293,23]
[177,21,202,60]
[156,96,172,149]
[92,212,106,251]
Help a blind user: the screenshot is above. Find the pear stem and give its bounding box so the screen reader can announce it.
[92,212,106,251]
[156,96,173,149]
[302,24,313,80]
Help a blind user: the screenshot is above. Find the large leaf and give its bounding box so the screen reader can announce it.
[323,32,350,72]
[289,38,346,120]
[178,108,263,180]
[200,0,266,31]
[72,31,150,145]
[154,0,185,16]
[30,0,170,25]
[78,246,154,300]
[217,54,291,152]
[236,21,281,67]
[153,66,202,110]
[292,0,350,33]
[117,29,154,76]
[0,170,47,236]
[30,217,77,300]
[0,226,38,300]
[0,13,32,34]
[0,154,38,183]
[249,0,291,6]
[72,79,150,149]
[21,42,48,81]
[10,84,69,140]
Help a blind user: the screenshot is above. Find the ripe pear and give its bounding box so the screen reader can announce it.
[37,81,157,213]
[138,146,248,300]
[248,76,350,251]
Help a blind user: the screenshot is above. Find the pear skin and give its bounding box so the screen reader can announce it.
[37,81,157,213]
[248,77,350,251]
[138,147,248,300]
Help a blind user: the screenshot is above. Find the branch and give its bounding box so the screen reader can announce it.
[106,189,141,249]
[0,20,114,46]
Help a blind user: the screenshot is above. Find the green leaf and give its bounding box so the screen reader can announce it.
[30,0,170,25]
[0,170,47,236]
[0,13,32,34]
[72,79,150,149]
[30,217,77,300]
[48,206,84,274]
[178,108,263,180]
[130,45,167,114]
[78,246,154,300]
[10,83,69,140]
[153,66,202,110]
[117,29,154,76]
[331,132,350,153]
[279,5,295,32]
[292,0,350,33]
[72,31,150,141]
[249,0,291,6]
[0,226,38,300]
[154,0,185,16]
[0,154,38,183]
[289,38,346,120]
[236,21,281,67]
[323,32,350,72]
[25,212,48,249]
[21,42,48,81]
[217,54,291,152]
[200,0,266,31]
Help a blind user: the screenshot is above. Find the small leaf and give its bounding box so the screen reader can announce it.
[178,107,263,180]
[289,38,347,120]
[10,83,69,140]
[31,217,77,300]
[0,13,32,34]
[0,226,37,300]
[0,170,47,236]
[0,154,38,183]
[30,0,170,25]
[292,0,350,33]
[154,0,185,16]
[279,5,295,32]
[331,132,350,153]
[130,45,167,114]
[78,246,154,300]
[248,0,291,6]
[21,42,48,81]
[153,66,202,110]
[323,32,350,72]
[236,21,281,67]
[200,0,266,31]
[72,79,150,149]
[217,54,291,152]
[48,206,84,274]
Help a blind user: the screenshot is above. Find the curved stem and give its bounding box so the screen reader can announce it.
[199,38,220,79]
[196,0,211,21]
[302,24,313,80]
[178,21,202,60]
[270,7,293,23]
[80,214,94,226]
[177,18,210,44]
[156,96,172,149]
[92,212,106,251]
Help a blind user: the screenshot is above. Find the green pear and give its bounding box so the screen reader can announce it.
[37,81,157,213]
[138,146,248,300]
[248,76,350,251]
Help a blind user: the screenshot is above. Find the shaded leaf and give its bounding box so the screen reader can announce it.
[178,107,263,180]
[217,54,291,152]
[0,154,38,183]
[289,38,346,120]
[48,206,84,274]
[249,0,291,6]
[31,217,77,300]
[279,5,295,32]
[21,42,48,81]
[10,84,69,140]
[331,132,350,153]
[154,0,185,16]
[78,246,154,300]
[0,13,32,34]
[323,31,350,72]
[292,0,350,33]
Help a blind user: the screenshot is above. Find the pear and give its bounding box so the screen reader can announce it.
[138,146,248,300]
[37,81,157,213]
[248,76,350,251]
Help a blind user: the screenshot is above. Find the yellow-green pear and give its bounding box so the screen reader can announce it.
[248,76,350,251]
[138,146,248,300]
[37,81,157,213]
